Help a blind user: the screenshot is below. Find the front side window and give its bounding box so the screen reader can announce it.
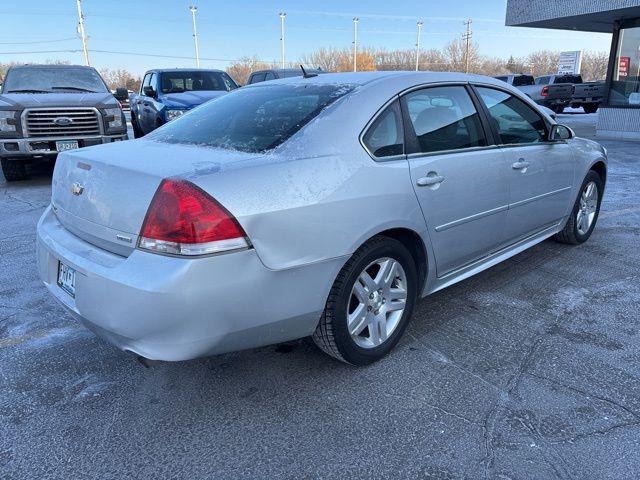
[141,73,151,92]
[609,26,640,106]
[149,83,354,153]
[403,86,487,154]
[264,72,276,81]
[476,87,547,145]
[362,100,403,158]
[159,71,238,94]
[2,67,108,94]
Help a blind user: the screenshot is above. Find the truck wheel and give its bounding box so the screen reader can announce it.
[583,104,599,114]
[1,158,28,182]
[131,113,144,138]
[552,105,565,114]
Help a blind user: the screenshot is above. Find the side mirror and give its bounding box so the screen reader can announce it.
[549,124,574,141]
[114,87,129,101]
[142,85,156,98]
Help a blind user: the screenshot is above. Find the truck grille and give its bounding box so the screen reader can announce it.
[24,108,101,137]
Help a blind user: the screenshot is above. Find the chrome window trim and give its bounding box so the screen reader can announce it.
[358,95,406,162]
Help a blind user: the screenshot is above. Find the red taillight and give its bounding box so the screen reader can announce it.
[138,178,249,256]
[541,86,549,97]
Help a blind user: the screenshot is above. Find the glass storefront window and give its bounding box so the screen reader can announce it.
[609,25,640,106]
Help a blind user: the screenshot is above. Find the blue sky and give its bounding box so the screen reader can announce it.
[0,0,612,75]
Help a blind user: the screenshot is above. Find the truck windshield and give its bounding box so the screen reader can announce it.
[2,67,108,93]
[159,71,238,93]
[149,83,354,153]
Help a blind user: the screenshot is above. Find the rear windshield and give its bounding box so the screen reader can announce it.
[512,76,534,87]
[554,75,582,84]
[2,67,108,93]
[160,71,238,93]
[149,83,354,153]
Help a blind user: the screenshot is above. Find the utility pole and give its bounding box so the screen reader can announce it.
[415,20,423,71]
[352,17,359,72]
[279,12,286,69]
[189,5,200,67]
[462,18,472,74]
[75,0,90,66]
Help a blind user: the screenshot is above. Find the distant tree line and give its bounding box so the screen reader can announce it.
[1,44,608,89]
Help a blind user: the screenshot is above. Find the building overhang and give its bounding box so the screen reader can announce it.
[506,1,640,33]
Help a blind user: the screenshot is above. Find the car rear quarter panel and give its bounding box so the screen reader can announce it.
[191,82,429,272]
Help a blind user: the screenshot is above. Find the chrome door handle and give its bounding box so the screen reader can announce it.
[512,159,530,170]
[416,174,445,187]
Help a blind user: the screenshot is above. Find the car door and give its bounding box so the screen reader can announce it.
[402,85,510,276]
[142,72,160,133]
[134,73,151,132]
[474,86,575,242]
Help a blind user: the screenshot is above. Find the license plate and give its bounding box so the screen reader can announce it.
[56,140,79,152]
[57,261,76,297]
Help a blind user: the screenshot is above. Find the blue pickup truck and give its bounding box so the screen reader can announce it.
[129,68,239,137]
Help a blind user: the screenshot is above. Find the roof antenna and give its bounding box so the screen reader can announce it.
[300,64,318,79]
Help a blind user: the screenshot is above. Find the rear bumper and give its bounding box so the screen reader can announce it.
[538,98,571,108]
[36,205,343,361]
[0,134,128,159]
[570,98,603,105]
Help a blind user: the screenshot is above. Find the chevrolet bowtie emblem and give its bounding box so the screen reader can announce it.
[71,182,84,196]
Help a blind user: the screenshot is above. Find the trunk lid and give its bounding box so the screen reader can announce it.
[51,139,261,256]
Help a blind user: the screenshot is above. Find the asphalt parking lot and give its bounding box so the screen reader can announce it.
[1,112,639,479]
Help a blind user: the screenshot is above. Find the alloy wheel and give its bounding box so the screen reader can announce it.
[577,180,598,235]
[347,257,408,349]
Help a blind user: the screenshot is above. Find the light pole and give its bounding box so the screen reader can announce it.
[76,0,90,66]
[415,20,423,71]
[279,12,286,69]
[352,17,359,72]
[189,5,200,67]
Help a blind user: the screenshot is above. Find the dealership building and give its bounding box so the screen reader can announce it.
[506,0,640,140]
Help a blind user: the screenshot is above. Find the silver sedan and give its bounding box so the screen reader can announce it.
[37,72,607,365]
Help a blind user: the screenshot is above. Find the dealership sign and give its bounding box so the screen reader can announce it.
[557,51,582,75]
[618,56,630,77]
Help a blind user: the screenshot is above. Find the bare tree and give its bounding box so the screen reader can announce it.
[444,39,481,73]
[99,68,141,91]
[581,51,609,81]
[525,50,560,77]
[225,56,275,85]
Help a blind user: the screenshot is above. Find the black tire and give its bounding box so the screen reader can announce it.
[313,236,418,366]
[131,112,143,138]
[1,158,28,182]
[583,103,599,114]
[554,170,603,245]
[551,105,565,114]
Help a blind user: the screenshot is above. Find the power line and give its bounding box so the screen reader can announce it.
[0,37,77,45]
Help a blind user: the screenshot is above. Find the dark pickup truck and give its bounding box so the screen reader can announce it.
[0,64,127,181]
[535,74,605,113]
[494,74,573,113]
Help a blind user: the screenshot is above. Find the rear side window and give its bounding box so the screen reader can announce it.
[476,87,547,145]
[512,76,534,86]
[362,100,403,158]
[403,86,487,154]
[249,73,266,84]
[149,83,354,153]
